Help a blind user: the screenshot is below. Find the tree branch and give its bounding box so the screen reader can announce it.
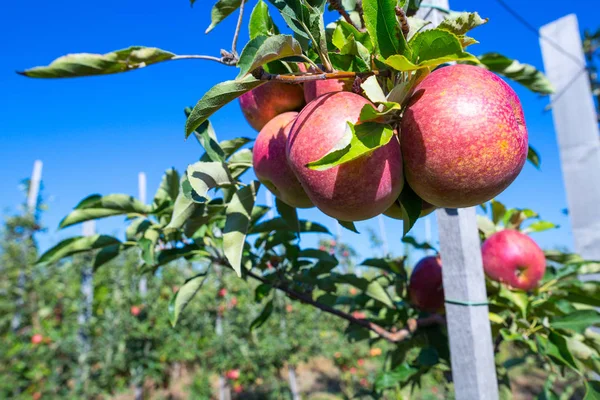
[231,0,246,57]
[252,68,390,83]
[171,54,233,64]
[246,270,444,343]
[328,0,361,31]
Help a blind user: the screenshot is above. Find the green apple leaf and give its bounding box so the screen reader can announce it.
[266,0,313,42]
[37,235,121,265]
[138,228,160,266]
[228,148,253,179]
[185,108,225,162]
[359,102,401,122]
[332,20,373,52]
[168,272,208,327]
[224,181,260,276]
[328,53,370,73]
[406,17,430,41]
[249,0,280,39]
[93,244,123,270]
[522,220,558,234]
[478,53,555,95]
[306,121,395,171]
[339,35,371,67]
[375,363,418,390]
[437,12,488,36]
[362,0,409,58]
[399,185,421,236]
[338,220,359,233]
[250,299,274,330]
[185,75,266,137]
[250,218,330,234]
[491,199,507,224]
[236,34,303,78]
[551,310,600,333]
[498,286,528,318]
[360,75,387,103]
[186,161,233,202]
[19,47,175,78]
[206,0,242,33]
[276,198,300,234]
[166,176,201,230]
[527,145,541,169]
[584,381,600,400]
[152,168,181,209]
[538,330,579,371]
[59,194,150,229]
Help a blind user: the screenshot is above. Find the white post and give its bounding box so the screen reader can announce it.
[11,160,43,332]
[437,208,499,400]
[540,15,600,264]
[135,172,147,400]
[78,220,95,395]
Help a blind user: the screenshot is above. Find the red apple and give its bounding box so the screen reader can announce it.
[33,392,42,400]
[303,66,353,103]
[481,229,546,290]
[408,256,444,313]
[401,64,528,208]
[229,297,238,308]
[233,383,243,393]
[130,305,141,317]
[349,287,358,295]
[239,82,305,131]
[31,334,43,345]
[226,369,240,380]
[357,359,365,366]
[349,367,357,374]
[286,304,293,313]
[287,92,404,221]
[253,112,313,208]
[352,311,367,319]
[218,288,227,298]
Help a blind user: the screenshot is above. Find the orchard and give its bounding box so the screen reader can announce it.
[3,0,600,399]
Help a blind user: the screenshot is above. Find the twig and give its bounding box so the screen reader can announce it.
[328,0,361,31]
[171,54,231,64]
[231,0,246,57]
[252,67,390,83]
[246,270,444,343]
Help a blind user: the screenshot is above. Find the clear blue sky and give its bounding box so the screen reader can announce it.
[1,0,597,259]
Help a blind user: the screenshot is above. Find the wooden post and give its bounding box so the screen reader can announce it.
[540,15,600,264]
[437,208,499,399]
[78,220,95,395]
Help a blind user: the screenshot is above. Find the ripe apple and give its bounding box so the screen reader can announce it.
[31,334,43,345]
[229,297,238,308]
[130,305,141,317]
[401,64,528,208]
[233,383,243,393]
[226,369,240,380]
[408,256,444,313]
[370,347,382,357]
[253,112,314,208]
[286,304,293,313]
[286,92,404,221]
[239,82,305,131]
[481,229,546,290]
[218,288,227,298]
[303,67,353,103]
[384,199,436,220]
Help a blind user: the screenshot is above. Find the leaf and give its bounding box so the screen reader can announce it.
[406,16,430,41]
[152,169,181,208]
[186,161,233,202]
[19,47,176,78]
[237,34,303,78]
[491,199,506,224]
[168,273,208,327]
[399,185,421,236]
[417,347,439,366]
[328,53,370,73]
[523,220,557,234]
[375,363,418,390]
[528,146,541,169]
[541,330,579,371]
[334,274,394,308]
[477,215,497,237]
[306,122,394,170]
[275,198,300,234]
[228,148,253,179]
[360,75,387,103]
[498,286,528,318]
[250,299,274,330]
[59,194,150,228]
[249,0,280,39]
[185,110,225,162]
[267,0,312,41]
[332,21,373,52]
[437,12,488,36]
[93,244,122,270]
[250,218,330,234]
[185,76,266,137]
[338,220,359,233]
[359,102,401,122]
[401,235,435,251]
[478,53,555,95]
[166,177,200,231]
[584,381,600,400]
[224,181,260,276]
[362,0,409,59]
[206,0,242,33]
[551,310,600,333]
[37,235,121,264]
[220,137,254,159]
[299,249,338,264]
[139,229,160,265]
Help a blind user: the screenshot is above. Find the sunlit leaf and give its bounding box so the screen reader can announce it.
[206,0,242,33]
[168,272,208,327]
[38,235,121,265]
[478,53,554,95]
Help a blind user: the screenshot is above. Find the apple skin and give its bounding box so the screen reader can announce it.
[384,199,436,220]
[408,256,444,313]
[31,334,44,345]
[481,229,546,291]
[286,92,404,221]
[304,75,353,103]
[401,64,528,208]
[253,112,314,208]
[130,305,141,317]
[239,82,305,131]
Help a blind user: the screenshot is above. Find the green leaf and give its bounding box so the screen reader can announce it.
[338,220,359,233]
[417,347,439,366]
[541,330,579,371]
[168,273,208,327]
[152,169,181,209]
[498,286,528,318]
[437,12,488,36]
[306,121,394,171]
[59,194,150,229]
[185,76,266,137]
[584,381,600,400]
[228,148,253,179]
[491,199,506,224]
[334,274,394,308]
[401,236,435,251]
[37,235,121,265]
[186,161,233,202]
[523,220,557,234]
[362,0,409,58]
[528,146,541,169]
[250,218,330,234]
[375,363,418,390]
[478,53,555,95]
[236,34,303,78]
[224,181,260,276]
[359,102,401,122]
[220,137,254,159]
[249,0,280,39]
[328,53,369,73]
[332,21,373,52]
[360,75,387,103]
[406,16,430,41]
[275,198,300,234]
[551,310,600,333]
[139,229,160,265]
[19,47,175,78]
[477,215,497,237]
[250,299,274,330]
[93,244,122,270]
[165,177,200,231]
[206,0,242,33]
[299,248,338,264]
[399,185,421,236]
[185,110,225,162]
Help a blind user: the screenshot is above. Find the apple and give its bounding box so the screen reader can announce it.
[218,288,227,298]
[352,311,367,319]
[303,66,353,103]
[481,229,546,290]
[226,369,240,380]
[130,305,141,317]
[357,359,365,366]
[401,64,528,208]
[370,347,382,357]
[253,112,314,208]
[233,383,243,394]
[33,392,42,400]
[31,334,43,345]
[384,199,436,220]
[287,92,404,221]
[229,297,238,308]
[286,304,293,313]
[239,82,305,131]
[408,256,444,313]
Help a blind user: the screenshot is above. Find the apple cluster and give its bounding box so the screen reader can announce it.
[408,229,547,312]
[243,64,528,223]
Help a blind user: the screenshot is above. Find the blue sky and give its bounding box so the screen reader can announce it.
[1,0,597,260]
